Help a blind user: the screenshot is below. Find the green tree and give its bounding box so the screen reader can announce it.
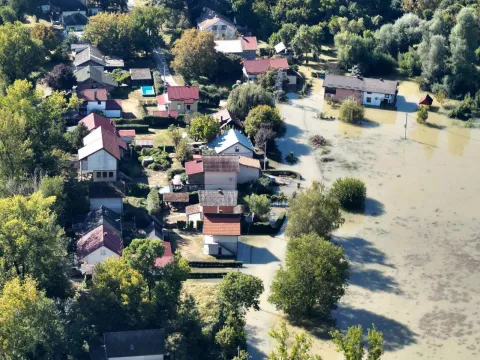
[167,124,183,148]
[218,272,264,314]
[147,187,162,217]
[339,97,365,123]
[66,122,90,151]
[176,138,193,164]
[123,238,165,299]
[269,321,322,360]
[398,47,421,76]
[269,233,350,317]
[329,177,367,210]
[130,5,167,52]
[0,277,66,360]
[416,106,429,123]
[0,192,70,298]
[245,105,285,138]
[0,21,44,82]
[215,312,247,360]
[189,114,220,141]
[330,324,384,360]
[30,23,58,51]
[417,34,448,87]
[286,181,344,238]
[268,23,297,47]
[39,175,67,224]
[171,29,217,81]
[435,88,447,107]
[244,193,271,221]
[291,25,324,58]
[227,83,275,120]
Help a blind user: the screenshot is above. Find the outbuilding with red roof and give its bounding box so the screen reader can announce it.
[243,57,298,84]
[156,86,199,114]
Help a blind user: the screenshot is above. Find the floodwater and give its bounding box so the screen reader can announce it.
[274,78,480,360]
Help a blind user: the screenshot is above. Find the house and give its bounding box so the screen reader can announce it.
[130,68,153,85]
[322,75,398,107]
[185,158,204,185]
[215,36,257,60]
[49,0,87,33]
[74,45,125,70]
[203,214,241,256]
[212,109,244,131]
[203,156,239,190]
[79,113,116,134]
[156,86,199,114]
[75,66,118,91]
[63,11,88,36]
[187,201,243,225]
[186,204,202,225]
[197,7,237,40]
[73,205,122,236]
[155,242,173,268]
[76,224,123,265]
[76,89,122,118]
[79,126,127,181]
[102,329,166,360]
[238,156,261,183]
[199,190,238,207]
[209,129,255,157]
[243,58,295,84]
[89,181,126,214]
[118,129,136,144]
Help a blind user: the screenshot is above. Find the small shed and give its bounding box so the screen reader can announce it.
[130,68,153,85]
[135,139,155,148]
[163,192,189,210]
[419,94,433,106]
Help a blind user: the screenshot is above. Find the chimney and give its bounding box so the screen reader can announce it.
[220,115,223,122]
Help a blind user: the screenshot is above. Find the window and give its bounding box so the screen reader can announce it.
[235,146,239,152]
[385,94,390,99]
[96,172,101,178]
[212,25,217,30]
[325,87,336,95]
[186,104,191,110]
[367,92,372,94]
[100,249,106,255]
[221,25,227,30]
[97,100,101,105]
[103,171,107,178]
[109,172,114,178]
[366,97,372,103]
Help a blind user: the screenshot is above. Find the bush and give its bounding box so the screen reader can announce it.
[196,220,203,231]
[153,70,164,94]
[147,188,161,216]
[177,220,186,230]
[115,124,150,133]
[167,168,186,180]
[285,152,298,164]
[310,135,330,148]
[339,97,364,123]
[144,115,181,128]
[329,177,366,210]
[148,163,161,171]
[416,106,428,124]
[127,183,150,197]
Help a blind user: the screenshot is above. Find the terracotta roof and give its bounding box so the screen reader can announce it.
[105,99,122,111]
[155,242,173,267]
[199,190,238,206]
[186,203,201,215]
[79,113,116,134]
[118,129,136,137]
[76,224,123,260]
[166,86,199,101]
[79,127,123,160]
[156,94,167,105]
[203,214,241,236]
[152,110,178,118]
[243,58,289,75]
[241,36,257,51]
[203,205,243,214]
[238,156,261,169]
[130,68,152,81]
[89,181,126,199]
[203,156,239,173]
[77,89,108,102]
[163,192,189,203]
[185,159,204,175]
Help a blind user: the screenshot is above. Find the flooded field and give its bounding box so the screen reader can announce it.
[273,78,480,360]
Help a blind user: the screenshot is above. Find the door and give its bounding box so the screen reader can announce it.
[218,247,222,256]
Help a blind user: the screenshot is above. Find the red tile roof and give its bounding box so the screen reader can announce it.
[243,58,289,75]
[77,88,108,101]
[166,86,199,101]
[156,94,167,105]
[203,214,241,236]
[79,126,123,160]
[241,36,257,51]
[155,242,173,267]
[105,99,122,111]
[118,129,136,137]
[76,224,123,260]
[185,159,204,175]
[79,113,116,134]
[153,110,178,118]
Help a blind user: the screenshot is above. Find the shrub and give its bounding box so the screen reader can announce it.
[416,106,428,124]
[153,70,164,94]
[310,135,330,148]
[285,152,298,164]
[148,163,161,171]
[329,177,366,210]
[147,188,161,216]
[177,220,186,230]
[167,168,186,180]
[196,220,203,231]
[339,97,364,123]
[127,183,150,197]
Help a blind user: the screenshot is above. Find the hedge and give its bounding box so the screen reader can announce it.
[113,118,147,125]
[188,272,228,279]
[115,124,150,133]
[188,261,243,268]
[263,169,302,180]
[143,115,185,128]
[126,183,150,197]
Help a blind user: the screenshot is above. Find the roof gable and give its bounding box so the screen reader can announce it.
[241,36,258,51]
[76,224,123,259]
[79,126,122,160]
[166,86,199,101]
[74,66,118,87]
[243,58,289,75]
[197,7,235,29]
[77,89,108,102]
[211,129,254,154]
[79,113,116,134]
[203,214,241,235]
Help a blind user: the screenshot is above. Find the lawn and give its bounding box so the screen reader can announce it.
[182,281,220,326]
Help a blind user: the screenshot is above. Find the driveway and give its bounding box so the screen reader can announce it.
[153,48,178,86]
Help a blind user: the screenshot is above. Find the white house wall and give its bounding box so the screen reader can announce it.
[109,354,164,360]
[238,165,260,184]
[201,21,236,39]
[90,198,123,214]
[203,235,238,256]
[79,246,119,265]
[204,171,237,190]
[362,92,392,106]
[187,213,202,226]
[83,150,117,172]
[219,143,253,158]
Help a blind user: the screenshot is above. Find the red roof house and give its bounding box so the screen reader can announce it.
[156,86,199,114]
[243,58,289,76]
[79,126,125,161]
[203,214,241,236]
[76,225,123,264]
[155,241,174,268]
[77,88,108,102]
[79,113,116,134]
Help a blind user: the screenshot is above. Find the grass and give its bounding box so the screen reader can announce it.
[343,162,359,171]
[154,129,173,147]
[182,281,220,325]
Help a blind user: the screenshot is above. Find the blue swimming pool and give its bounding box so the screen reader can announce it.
[141,86,155,96]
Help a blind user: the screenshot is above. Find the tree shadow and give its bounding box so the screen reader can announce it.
[425,122,445,130]
[275,124,312,160]
[348,266,402,294]
[349,198,385,216]
[333,307,418,351]
[332,236,395,268]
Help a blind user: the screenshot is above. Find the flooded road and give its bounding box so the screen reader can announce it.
[273,79,480,360]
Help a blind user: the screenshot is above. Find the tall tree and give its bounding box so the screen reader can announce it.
[171,29,217,81]
[227,83,275,120]
[330,324,384,360]
[44,64,76,91]
[218,272,264,314]
[130,6,168,52]
[244,104,285,138]
[269,233,349,317]
[30,23,58,51]
[286,181,344,238]
[0,192,70,298]
[269,321,322,360]
[189,114,220,141]
[0,277,66,360]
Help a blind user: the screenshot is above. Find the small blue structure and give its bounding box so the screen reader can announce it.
[141,86,155,96]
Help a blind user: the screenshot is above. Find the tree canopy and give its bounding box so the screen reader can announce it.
[189,114,220,141]
[227,83,275,120]
[244,105,286,139]
[330,324,384,360]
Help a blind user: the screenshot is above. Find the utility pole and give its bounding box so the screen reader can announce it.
[404,113,407,140]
